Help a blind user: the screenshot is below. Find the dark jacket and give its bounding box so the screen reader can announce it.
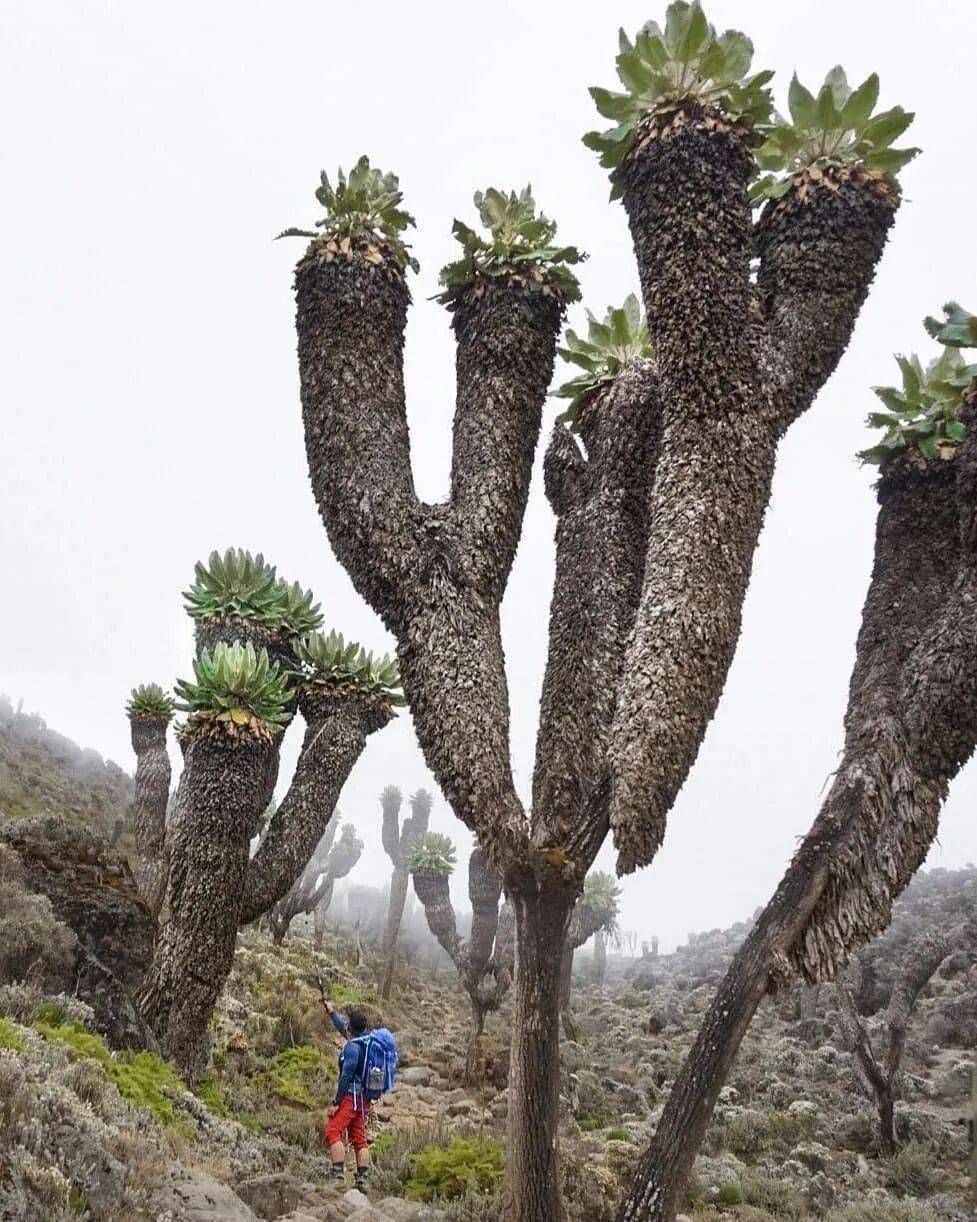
[330,1010,366,1105]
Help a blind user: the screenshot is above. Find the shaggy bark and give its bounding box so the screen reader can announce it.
[129,717,171,917]
[293,118,897,1220]
[608,126,895,875]
[380,788,431,998]
[239,691,389,924]
[412,849,511,1084]
[617,408,977,1220]
[137,731,273,1077]
[837,923,973,1152]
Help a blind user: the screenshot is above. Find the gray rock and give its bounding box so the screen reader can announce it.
[399,1065,433,1086]
[152,1169,257,1220]
[234,1172,304,1219]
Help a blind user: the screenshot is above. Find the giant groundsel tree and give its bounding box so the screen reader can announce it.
[132,550,401,1077]
[125,683,175,917]
[280,3,977,1217]
[379,785,432,998]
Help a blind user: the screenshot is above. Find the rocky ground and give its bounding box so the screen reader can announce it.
[1,707,975,1221]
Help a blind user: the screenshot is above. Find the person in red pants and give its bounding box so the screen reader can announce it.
[323,1000,372,1188]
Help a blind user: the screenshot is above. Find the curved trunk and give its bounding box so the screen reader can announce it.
[504,883,574,1222]
[617,453,976,1221]
[380,862,410,999]
[137,731,273,1078]
[130,717,171,917]
[240,693,387,923]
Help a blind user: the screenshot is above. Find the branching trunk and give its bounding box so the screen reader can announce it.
[380,788,431,998]
[137,732,273,1078]
[129,717,171,917]
[617,409,977,1220]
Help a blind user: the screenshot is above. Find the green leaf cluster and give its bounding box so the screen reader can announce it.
[554,294,652,429]
[437,186,584,308]
[925,301,977,350]
[752,67,918,203]
[405,1136,504,1202]
[126,683,175,723]
[407,832,457,877]
[585,2,773,196]
[261,1044,335,1109]
[174,641,293,734]
[293,630,406,706]
[581,870,622,915]
[184,549,322,637]
[859,310,977,467]
[277,155,418,274]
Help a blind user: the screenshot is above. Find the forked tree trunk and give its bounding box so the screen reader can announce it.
[137,732,273,1078]
[504,884,574,1222]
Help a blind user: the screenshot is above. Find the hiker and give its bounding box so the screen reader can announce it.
[321,998,398,1188]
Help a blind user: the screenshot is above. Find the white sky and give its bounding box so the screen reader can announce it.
[2,0,975,951]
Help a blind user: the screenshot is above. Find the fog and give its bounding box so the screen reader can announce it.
[2,0,975,950]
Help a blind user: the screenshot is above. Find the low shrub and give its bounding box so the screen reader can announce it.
[884,1140,946,1198]
[741,1170,808,1219]
[405,1136,504,1202]
[824,1202,940,1222]
[261,1043,335,1109]
[0,1016,25,1051]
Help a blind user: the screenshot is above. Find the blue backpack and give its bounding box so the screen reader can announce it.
[351,1027,398,1102]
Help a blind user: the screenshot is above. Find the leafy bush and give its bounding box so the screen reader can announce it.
[859,310,976,466]
[405,1137,504,1202]
[278,155,419,273]
[719,1108,769,1158]
[408,833,458,876]
[718,1182,744,1205]
[586,1,773,196]
[293,630,405,706]
[554,295,652,430]
[262,1044,335,1109]
[175,641,293,738]
[824,1203,940,1222]
[741,1170,807,1219]
[0,845,76,990]
[437,186,584,308]
[884,1139,946,1198]
[125,683,175,722]
[753,67,918,203]
[184,548,321,635]
[0,1016,25,1051]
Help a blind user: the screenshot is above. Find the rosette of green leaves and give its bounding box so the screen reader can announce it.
[126,683,175,723]
[437,186,584,308]
[277,155,419,273]
[408,832,458,877]
[554,294,652,430]
[174,641,293,735]
[581,871,622,915]
[184,550,322,637]
[752,67,918,203]
[293,630,406,706]
[924,302,977,350]
[859,339,977,467]
[585,2,773,198]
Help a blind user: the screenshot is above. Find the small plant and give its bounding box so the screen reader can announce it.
[437,186,584,309]
[604,1127,632,1142]
[405,1136,504,1202]
[125,683,175,722]
[262,1044,335,1109]
[885,1139,946,1199]
[581,870,622,914]
[184,548,322,637]
[277,155,419,273]
[554,295,653,430]
[174,641,293,740]
[752,66,918,204]
[859,309,976,466]
[293,629,405,705]
[585,2,774,196]
[0,1015,25,1051]
[408,832,458,876]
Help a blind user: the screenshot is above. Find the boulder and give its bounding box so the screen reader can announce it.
[399,1065,433,1086]
[0,814,156,1049]
[152,1168,257,1221]
[234,1172,304,1219]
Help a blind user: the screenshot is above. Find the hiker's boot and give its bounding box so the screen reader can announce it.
[354,1167,370,1192]
[331,1163,346,1187]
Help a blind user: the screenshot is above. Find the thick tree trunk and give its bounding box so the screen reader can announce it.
[877,1089,897,1156]
[130,718,171,917]
[595,930,607,992]
[381,863,410,999]
[464,999,488,1087]
[617,451,977,1221]
[504,884,574,1222]
[137,732,272,1078]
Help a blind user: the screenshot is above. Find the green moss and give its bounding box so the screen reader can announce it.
[405,1137,504,1202]
[604,1127,632,1142]
[195,1075,230,1118]
[329,982,381,1011]
[0,1016,25,1051]
[262,1044,335,1109]
[718,1183,744,1205]
[35,1020,193,1136]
